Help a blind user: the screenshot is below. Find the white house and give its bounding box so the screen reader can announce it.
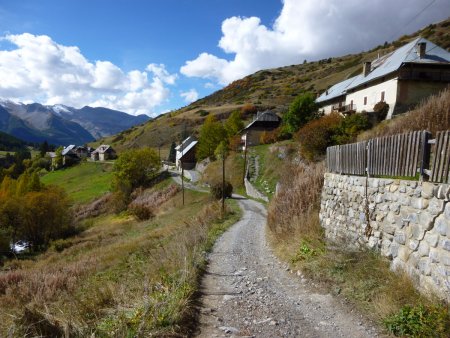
[316,37,450,119]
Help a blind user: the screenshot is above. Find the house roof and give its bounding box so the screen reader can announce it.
[92,144,114,154]
[175,136,196,151]
[178,140,198,159]
[243,110,280,130]
[316,37,450,103]
[62,144,76,155]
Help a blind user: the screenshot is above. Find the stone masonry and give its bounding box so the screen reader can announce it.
[320,173,450,302]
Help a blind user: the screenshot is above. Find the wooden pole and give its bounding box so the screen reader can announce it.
[222,153,225,216]
[243,133,247,185]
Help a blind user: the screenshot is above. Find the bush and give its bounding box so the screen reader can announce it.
[210,181,233,200]
[296,113,342,161]
[332,113,372,144]
[384,304,450,337]
[373,101,389,121]
[283,92,320,134]
[128,204,154,221]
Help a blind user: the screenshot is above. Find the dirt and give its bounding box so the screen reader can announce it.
[195,197,384,338]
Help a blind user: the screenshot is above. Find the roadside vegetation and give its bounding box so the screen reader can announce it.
[265,89,450,337]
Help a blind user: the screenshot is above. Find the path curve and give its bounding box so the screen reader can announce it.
[196,197,382,337]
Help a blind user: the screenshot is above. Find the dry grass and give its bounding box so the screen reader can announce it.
[266,157,440,332]
[359,87,450,140]
[0,184,241,337]
[201,151,245,192]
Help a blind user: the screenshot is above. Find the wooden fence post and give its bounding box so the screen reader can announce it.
[420,131,431,182]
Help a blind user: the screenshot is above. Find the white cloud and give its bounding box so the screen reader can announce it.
[180,89,199,103]
[180,0,449,85]
[0,33,178,116]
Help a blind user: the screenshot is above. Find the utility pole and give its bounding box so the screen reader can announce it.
[242,133,248,185]
[222,148,225,215]
[181,124,186,206]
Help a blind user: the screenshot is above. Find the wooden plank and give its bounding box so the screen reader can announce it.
[405,132,412,176]
[440,131,450,182]
[394,134,400,176]
[432,131,444,182]
[443,131,450,183]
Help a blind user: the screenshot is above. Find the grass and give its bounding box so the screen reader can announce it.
[0,178,241,336]
[266,156,450,336]
[40,161,114,204]
[201,151,245,193]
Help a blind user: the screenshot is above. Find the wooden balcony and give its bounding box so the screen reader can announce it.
[332,103,356,114]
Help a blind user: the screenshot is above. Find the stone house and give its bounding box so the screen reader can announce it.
[241,110,281,148]
[91,144,117,161]
[316,37,450,119]
[176,136,198,170]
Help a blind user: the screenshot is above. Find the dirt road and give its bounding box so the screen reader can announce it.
[196,197,381,337]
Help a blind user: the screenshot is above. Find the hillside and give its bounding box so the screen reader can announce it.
[93,18,450,153]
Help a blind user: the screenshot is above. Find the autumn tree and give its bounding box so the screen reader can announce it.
[225,110,244,138]
[197,115,227,160]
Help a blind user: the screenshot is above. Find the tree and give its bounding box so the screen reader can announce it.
[283,92,319,135]
[39,140,49,157]
[168,142,176,163]
[53,146,64,169]
[224,110,244,138]
[113,147,160,190]
[197,115,227,160]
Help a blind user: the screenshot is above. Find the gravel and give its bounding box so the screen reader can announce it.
[195,197,384,338]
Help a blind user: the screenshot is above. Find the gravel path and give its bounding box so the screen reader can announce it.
[196,197,383,338]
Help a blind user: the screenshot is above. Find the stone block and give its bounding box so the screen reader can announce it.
[375,213,385,222]
[418,258,432,276]
[425,232,439,248]
[381,239,392,257]
[383,223,396,235]
[409,239,420,251]
[445,203,450,220]
[430,249,440,263]
[411,223,426,241]
[418,241,430,257]
[390,184,399,192]
[368,236,378,249]
[375,194,384,204]
[389,202,400,214]
[395,231,407,245]
[398,195,411,206]
[399,186,406,193]
[390,242,400,258]
[413,187,422,198]
[398,246,411,262]
[421,182,436,199]
[411,197,429,210]
[441,239,450,251]
[435,184,450,199]
[441,254,450,266]
[370,179,379,188]
[419,211,435,231]
[435,215,449,236]
[408,181,418,189]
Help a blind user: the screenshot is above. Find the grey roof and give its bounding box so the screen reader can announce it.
[62,144,76,155]
[92,144,113,154]
[316,37,450,103]
[176,136,196,151]
[244,110,280,130]
[179,140,198,158]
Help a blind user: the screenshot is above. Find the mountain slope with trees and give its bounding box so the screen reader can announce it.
[95,18,450,153]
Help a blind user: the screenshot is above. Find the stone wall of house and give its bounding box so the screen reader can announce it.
[320,173,450,302]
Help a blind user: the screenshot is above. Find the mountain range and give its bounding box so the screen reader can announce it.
[0,100,149,146]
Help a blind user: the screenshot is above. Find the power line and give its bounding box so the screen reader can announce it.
[387,0,437,43]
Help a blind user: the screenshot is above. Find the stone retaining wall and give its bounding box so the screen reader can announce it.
[320,173,450,301]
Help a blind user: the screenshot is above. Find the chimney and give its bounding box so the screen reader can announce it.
[416,42,426,58]
[363,61,371,76]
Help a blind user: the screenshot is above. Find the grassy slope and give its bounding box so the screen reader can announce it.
[40,161,114,204]
[0,180,241,336]
[90,19,450,155]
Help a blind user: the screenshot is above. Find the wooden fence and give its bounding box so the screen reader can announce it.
[326,130,450,183]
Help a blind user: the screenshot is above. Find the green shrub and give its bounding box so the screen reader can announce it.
[332,113,372,144]
[383,304,450,337]
[51,238,73,252]
[373,101,389,121]
[210,181,233,200]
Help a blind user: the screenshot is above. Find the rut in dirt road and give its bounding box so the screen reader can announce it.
[195,197,382,338]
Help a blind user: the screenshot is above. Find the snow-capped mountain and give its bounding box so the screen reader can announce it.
[0,100,149,146]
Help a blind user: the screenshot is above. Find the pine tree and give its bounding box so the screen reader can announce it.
[168,142,176,163]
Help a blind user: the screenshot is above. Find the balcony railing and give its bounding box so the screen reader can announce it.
[332,103,356,114]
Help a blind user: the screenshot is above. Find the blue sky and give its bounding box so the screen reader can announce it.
[0,0,449,116]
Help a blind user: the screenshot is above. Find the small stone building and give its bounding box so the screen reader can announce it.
[91,144,116,161]
[241,110,281,148]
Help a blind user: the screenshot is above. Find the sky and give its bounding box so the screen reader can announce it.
[0,0,449,117]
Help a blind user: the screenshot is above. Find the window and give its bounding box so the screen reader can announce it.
[381,91,385,102]
[363,96,367,105]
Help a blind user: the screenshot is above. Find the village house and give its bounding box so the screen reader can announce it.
[241,110,281,148]
[91,144,117,161]
[175,136,198,170]
[316,37,450,119]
